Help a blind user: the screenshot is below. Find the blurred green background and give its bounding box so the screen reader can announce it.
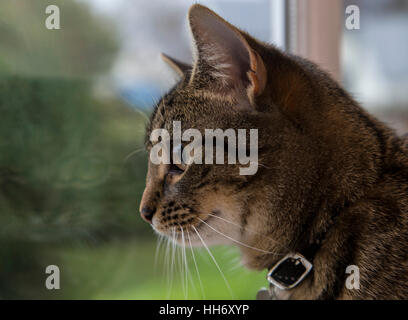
[0,0,265,299]
[2,0,407,301]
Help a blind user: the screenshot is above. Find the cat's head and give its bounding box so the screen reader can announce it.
[139,5,379,269]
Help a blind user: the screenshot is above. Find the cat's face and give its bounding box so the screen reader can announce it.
[139,5,332,269]
[142,82,271,249]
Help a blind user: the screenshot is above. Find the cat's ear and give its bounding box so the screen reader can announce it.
[161,53,191,77]
[187,4,267,105]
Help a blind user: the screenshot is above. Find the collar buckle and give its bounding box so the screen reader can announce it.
[267,253,313,290]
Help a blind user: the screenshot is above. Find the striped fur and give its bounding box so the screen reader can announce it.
[140,5,408,299]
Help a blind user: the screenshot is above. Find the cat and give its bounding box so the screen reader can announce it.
[139,4,408,299]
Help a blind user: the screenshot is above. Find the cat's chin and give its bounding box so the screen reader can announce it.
[239,246,284,271]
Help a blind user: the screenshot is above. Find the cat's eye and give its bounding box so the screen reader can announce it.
[168,163,186,175]
[168,143,187,176]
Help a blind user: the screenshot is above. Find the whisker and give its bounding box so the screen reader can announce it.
[183,227,195,299]
[132,107,151,125]
[192,225,235,299]
[180,228,198,300]
[154,234,164,273]
[182,228,191,299]
[123,147,147,163]
[166,227,177,299]
[256,162,272,169]
[198,217,283,256]
[177,241,185,299]
[186,262,198,298]
[227,258,243,273]
[164,236,171,297]
[207,213,289,253]
[187,229,206,299]
[179,226,187,299]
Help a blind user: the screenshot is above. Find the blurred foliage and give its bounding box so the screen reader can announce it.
[0,76,148,298]
[0,76,148,242]
[0,0,118,78]
[0,0,147,299]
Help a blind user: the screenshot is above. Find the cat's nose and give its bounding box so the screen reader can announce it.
[140,206,156,224]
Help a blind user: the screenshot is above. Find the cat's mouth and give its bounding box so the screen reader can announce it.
[154,213,216,246]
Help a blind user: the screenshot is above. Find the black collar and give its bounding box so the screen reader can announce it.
[265,227,329,292]
[256,251,313,300]
[266,252,313,290]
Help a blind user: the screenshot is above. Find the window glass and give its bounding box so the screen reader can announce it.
[342,0,408,133]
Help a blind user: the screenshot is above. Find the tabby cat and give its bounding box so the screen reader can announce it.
[139,4,408,299]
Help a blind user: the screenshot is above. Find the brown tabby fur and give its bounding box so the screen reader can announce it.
[140,5,408,299]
